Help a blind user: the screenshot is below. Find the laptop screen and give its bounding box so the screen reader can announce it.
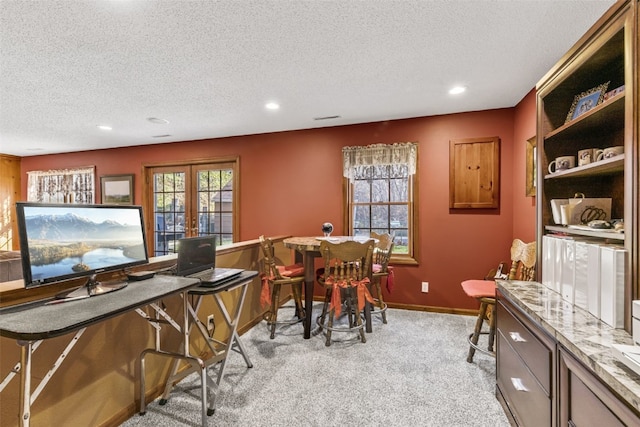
[176,236,217,276]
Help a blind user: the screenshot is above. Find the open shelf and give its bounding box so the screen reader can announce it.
[545,225,624,241]
[544,92,625,142]
[544,154,624,179]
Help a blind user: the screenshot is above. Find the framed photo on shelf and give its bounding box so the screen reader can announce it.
[100,174,134,205]
[565,81,609,123]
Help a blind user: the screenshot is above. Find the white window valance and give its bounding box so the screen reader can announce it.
[27,166,95,204]
[342,142,418,181]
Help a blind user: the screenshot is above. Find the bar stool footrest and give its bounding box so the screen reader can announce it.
[467,332,496,358]
[263,306,305,326]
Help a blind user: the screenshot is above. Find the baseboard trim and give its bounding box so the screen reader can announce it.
[305,295,478,317]
[385,302,478,317]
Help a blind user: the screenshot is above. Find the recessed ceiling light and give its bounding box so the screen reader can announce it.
[97,125,112,131]
[449,86,467,95]
[147,117,170,124]
[265,102,280,110]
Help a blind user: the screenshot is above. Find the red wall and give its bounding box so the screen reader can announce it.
[512,89,538,243]
[20,103,536,311]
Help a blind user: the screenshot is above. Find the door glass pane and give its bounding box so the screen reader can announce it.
[196,168,233,246]
[153,171,186,255]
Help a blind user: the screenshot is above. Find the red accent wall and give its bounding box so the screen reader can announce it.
[20,103,536,311]
[512,89,538,243]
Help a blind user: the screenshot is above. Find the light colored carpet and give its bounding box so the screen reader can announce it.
[122,305,509,427]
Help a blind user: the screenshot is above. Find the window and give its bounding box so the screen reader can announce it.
[343,143,418,264]
[27,166,95,204]
[144,159,238,256]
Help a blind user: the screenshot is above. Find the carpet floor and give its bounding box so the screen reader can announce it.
[121,305,509,427]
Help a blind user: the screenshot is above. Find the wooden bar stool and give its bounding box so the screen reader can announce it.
[369,231,394,325]
[462,239,536,363]
[259,235,305,339]
[316,239,374,346]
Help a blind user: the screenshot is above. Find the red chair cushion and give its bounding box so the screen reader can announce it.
[277,263,304,277]
[461,279,496,298]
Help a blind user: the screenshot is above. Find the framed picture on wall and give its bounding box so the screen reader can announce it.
[525,136,536,197]
[101,174,134,205]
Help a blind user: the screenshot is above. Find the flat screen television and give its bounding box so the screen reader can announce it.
[16,202,149,299]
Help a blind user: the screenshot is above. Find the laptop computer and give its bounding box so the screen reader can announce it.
[176,236,243,286]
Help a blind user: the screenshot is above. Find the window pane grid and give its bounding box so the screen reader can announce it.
[350,164,412,255]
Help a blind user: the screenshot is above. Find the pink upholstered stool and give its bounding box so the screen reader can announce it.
[461,279,497,362]
[461,240,537,363]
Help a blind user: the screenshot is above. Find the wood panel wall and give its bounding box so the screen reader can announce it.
[0,154,21,251]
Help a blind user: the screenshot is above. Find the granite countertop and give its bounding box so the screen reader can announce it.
[497,280,640,413]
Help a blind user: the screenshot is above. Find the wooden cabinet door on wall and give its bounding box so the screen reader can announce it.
[449,136,500,209]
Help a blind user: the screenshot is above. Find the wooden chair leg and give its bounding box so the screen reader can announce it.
[269,284,282,339]
[353,287,366,343]
[487,302,496,352]
[345,288,356,328]
[326,308,334,346]
[319,287,331,326]
[467,300,488,363]
[374,280,387,324]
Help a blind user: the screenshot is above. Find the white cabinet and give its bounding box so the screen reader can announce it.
[599,245,626,328]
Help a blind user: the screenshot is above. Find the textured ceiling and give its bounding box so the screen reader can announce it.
[0,0,616,157]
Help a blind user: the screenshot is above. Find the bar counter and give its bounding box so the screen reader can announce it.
[497,280,640,414]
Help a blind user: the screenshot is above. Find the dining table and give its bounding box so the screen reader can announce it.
[282,236,376,338]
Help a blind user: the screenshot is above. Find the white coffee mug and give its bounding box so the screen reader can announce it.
[548,156,575,174]
[578,148,602,166]
[596,146,624,161]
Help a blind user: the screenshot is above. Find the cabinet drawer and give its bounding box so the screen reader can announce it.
[497,331,552,427]
[568,371,625,427]
[497,300,553,393]
[560,347,640,426]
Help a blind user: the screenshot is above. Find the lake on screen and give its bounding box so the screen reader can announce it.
[32,247,137,278]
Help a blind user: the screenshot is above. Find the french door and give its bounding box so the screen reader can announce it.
[144,160,237,256]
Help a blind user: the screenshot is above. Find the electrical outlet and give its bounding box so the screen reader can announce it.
[207,314,215,332]
[421,282,429,293]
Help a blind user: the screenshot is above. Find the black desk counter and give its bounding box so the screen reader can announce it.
[0,275,200,341]
[0,274,200,427]
[187,270,258,295]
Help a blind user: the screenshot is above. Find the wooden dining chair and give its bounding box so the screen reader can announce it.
[316,239,375,346]
[461,239,536,362]
[258,235,305,339]
[369,231,395,325]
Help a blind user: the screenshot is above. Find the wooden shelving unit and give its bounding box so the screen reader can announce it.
[497,3,640,425]
[535,0,637,329]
